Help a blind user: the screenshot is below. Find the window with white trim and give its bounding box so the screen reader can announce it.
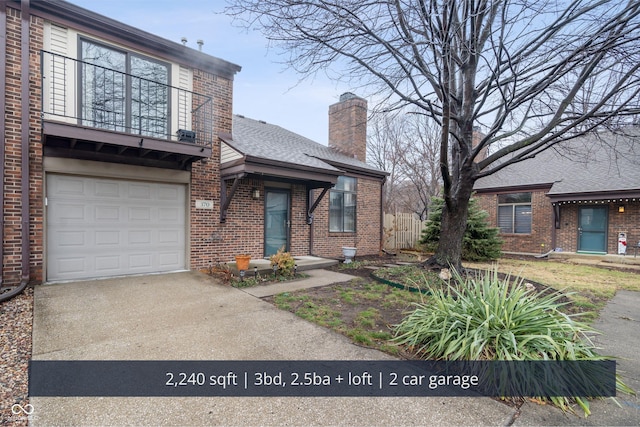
[329,176,357,232]
[498,192,532,234]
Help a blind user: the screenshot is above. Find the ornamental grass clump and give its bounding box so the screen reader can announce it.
[394,267,634,415]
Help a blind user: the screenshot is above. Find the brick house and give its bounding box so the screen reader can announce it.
[219,93,387,260]
[0,0,386,285]
[474,130,640,256]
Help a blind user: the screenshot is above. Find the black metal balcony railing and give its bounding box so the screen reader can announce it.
[40,50,213,148]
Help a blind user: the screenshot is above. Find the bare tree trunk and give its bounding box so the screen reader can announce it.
[423,175,475,272]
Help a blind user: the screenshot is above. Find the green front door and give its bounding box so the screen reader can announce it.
[578,206,608,253]
[264,190,290,257]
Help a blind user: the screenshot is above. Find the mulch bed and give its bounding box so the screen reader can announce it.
[0,287,33,427]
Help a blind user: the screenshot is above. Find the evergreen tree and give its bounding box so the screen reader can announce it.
[420,197,502,262]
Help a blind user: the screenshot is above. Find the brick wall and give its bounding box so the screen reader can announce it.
[192,179,309,265]
[290,184,311,255]
[555,203,640,254]
[29,14,44,283]
[475,190,553,255]
[2,6,44,285]
[477,191,640,255]
[311,176,383,258]
[189,70,230,269]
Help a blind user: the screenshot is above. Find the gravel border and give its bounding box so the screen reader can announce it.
[1,287,33,427]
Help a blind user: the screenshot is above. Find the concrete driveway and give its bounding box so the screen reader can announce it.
[30,271,516,426]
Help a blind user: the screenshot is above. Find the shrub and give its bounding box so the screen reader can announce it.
[420,197,502,261]
[270,247,296,276]
[394,268,634,415]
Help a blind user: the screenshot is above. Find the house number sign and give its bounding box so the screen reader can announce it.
[195,200,214,210]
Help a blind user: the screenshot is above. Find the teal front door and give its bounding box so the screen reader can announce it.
[265,190,290,257]
[578,206,608,253]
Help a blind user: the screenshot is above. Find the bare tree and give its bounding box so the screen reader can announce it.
[226,0,640,269]
[367,112,410,213]
[367,110,441,217]
[399,112,442,219]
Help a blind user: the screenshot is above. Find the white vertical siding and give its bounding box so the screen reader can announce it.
[175,65,193,135]
[43,23,76,123]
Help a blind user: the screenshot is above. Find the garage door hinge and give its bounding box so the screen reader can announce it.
[44,197,48,206]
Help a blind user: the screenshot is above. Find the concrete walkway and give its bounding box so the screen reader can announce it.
[29,270,640,426]
[30,271,515,426]
[242,269,356,298]
[514,290,640,426]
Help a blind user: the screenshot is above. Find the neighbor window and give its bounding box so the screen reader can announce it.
[498,192,532,234]
[80,39,170,138]
[329,176,357,232]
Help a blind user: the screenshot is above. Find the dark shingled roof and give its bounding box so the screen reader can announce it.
[223,115,387,176]
[474,129,640,199]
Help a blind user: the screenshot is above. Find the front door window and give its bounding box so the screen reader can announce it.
[265,190,290,257]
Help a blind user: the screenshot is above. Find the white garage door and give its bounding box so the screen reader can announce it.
[46,174,187,281]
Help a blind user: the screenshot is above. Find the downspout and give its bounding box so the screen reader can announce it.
[0,0,29,302]
[308,188,314,256]
[379,177,386,255]
[0,2,6,287]
[551,203,560,251]
[20,0,30,285]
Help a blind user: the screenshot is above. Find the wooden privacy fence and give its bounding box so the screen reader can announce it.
[383,213,427,251]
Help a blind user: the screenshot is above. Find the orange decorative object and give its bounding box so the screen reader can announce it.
[235,255,251,271]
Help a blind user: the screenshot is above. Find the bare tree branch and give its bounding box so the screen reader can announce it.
[226,0,640,268]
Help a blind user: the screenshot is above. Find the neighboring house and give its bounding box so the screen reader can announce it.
[474,130,640,256]
[0,0,386,286]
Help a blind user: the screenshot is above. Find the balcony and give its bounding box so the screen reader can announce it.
[40,50,213,169]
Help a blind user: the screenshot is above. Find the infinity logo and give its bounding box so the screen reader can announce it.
[11,404,34,415]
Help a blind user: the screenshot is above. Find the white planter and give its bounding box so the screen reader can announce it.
[342,247,357,264]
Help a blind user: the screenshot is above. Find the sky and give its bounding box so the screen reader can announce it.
[67,0,353,145]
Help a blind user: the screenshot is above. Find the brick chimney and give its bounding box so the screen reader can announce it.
[472,126,488,162]
[328,93,367,162]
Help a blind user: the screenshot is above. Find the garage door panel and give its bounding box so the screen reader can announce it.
[95,230,120,246]
[159,230,180,244]
[94,181,120,197]
[128,183,152,199]
[95,255,121,272]
[53,176,85,195]
[129,207,152,221]
[47,175,186,281]
[157,184,181,200]
[159,252,180,267]
[55,231,86,247]
[95,205,121,221]
[52,204,86,221]
[158,207,181,222]
[129,230,152,245]
[57,257,86,275]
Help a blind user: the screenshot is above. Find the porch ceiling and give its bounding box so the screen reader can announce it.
[42,121,211,170]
